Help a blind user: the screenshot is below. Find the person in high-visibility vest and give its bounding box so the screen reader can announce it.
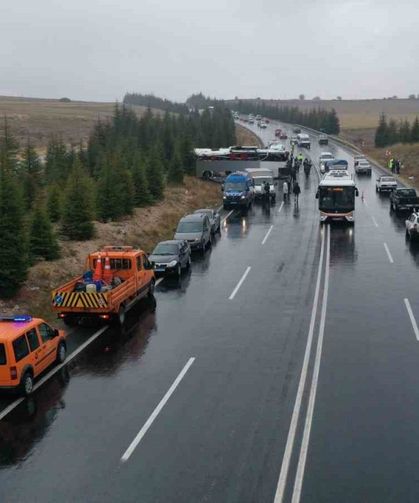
[388,158,394,172]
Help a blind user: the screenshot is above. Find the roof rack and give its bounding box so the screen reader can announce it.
[101,246,134,252]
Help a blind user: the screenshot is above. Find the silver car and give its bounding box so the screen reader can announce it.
[194,209,221,234]
[174,213,212,251]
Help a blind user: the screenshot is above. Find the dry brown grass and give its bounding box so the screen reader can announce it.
[235,123,263,147]
[0,176,221,321]
[0,96,157,150]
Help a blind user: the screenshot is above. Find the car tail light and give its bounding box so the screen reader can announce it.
[58,313,65,319]
[100,314,110,320]
[10,367,17,380]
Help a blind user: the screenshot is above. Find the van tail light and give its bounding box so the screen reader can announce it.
[10,367,17,380]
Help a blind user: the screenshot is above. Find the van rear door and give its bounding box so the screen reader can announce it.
[0,343,9,385]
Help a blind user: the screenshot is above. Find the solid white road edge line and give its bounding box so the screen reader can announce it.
[221,210,234,224]
[273,227,326,503]
[155,278,164,286]
[371,215,379,228]
[229,266,251,300]
[121,357,195,463]
[404,298,419,341]
[383,242,394,264]
[278,201,284,214]
[0,325,108,421]
[291,225,331,503]
[262,225,274,245]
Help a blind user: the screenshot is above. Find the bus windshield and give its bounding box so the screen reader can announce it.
[319,186,355,212]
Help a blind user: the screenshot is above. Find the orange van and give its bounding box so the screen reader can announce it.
[0,315,66,396]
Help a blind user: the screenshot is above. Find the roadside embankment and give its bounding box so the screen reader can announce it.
[0,176,221,321]
[235,123,263,147]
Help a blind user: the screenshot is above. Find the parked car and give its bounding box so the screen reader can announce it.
[406,212,419,240]
[355,159,372,176]
[222,171,254,211]
[319,152,335,174]
[0,315,66,396]
[194,209,221,234]
[174,213,212,251]
[293,127,301,134]
[279,132,288,140]
[149,240,191,277]
[319,134,328,145]
[290,136,298,146]
[376,176,397,192]
[390,188,419,213]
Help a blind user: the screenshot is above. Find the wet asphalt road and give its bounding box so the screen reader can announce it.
[1,122,419,502]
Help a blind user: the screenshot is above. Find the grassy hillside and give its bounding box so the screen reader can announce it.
[0,96,152,150]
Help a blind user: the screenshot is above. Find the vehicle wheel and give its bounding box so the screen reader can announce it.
[115,306,126,327]
[176,264,181,277]
[20,372,34,396]
[56,342,66,364]
[148,279,155,298]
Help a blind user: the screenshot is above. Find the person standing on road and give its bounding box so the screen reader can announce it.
[293,181,301,205]
[283,180,289,202]
[395,159,400,174]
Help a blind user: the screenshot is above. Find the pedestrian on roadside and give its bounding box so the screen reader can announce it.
[282,180,289,202]
[395,159,400,174]
[293,181,301,205]
[389,158,394,173]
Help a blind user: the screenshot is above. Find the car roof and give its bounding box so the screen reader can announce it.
[194,208,213,213]
[0,318,43,342]
[156,240,182,246]
[180,213,207,222]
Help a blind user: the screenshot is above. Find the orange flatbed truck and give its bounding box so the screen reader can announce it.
[51,246,155,326]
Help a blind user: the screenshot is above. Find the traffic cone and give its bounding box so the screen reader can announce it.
[93,255,103,281]
[103,256,113,284]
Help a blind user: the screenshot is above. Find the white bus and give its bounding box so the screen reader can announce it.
[316,170,359,223]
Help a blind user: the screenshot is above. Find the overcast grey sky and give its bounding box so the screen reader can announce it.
[0,0,417,102]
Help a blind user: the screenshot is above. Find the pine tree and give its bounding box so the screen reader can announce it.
[410,117,419,143]
[29,202,60,263]
[45,137,68,184]
[0,167,27,298]
[387,119,399,145]
[167,147,184,184]
[47,183,63,222]
[146,147,165,201]
[375,114,389,147]
[399,120,411,143]
[131,154,152,206]
[21,140,42,210]
[178,135,195,175]
[0,118,19,173]
[61,159,95,240]
[96,159,122,222]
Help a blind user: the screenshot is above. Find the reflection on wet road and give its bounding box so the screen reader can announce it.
[2,121,419,502]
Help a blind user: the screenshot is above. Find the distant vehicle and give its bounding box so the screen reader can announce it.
[174,213,212,252]
[376,176,397,193]
[52,246,155,327]
[316,170,359,223]
[290,136,298,146]
[0,315,66,396]
[245,168,276,203]
[255,114,262,120]
[319,134,328,145]
[194,208,221,234]
[275,128,282,138]
[264,118,270,123]
[355,159,372,176]
[149,240,191,277]
[390,188,419,213]
[405,212,419,240]
[279,132,288,140]
[323,159,348,174]
[297,133,311,149]
[319,152,335,174]
[222,171,254,210]
[293,127,301,134]
[259,121,267,129]
[353,154,366,168]
[248,119,254,124]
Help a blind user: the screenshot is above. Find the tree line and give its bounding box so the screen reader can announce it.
[374,114,419,147]
[232,100,340,134]
[123,93,189,114]
[0,104,235,298]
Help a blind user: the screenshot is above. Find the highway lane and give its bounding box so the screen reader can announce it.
[0,165,324,502]
[248,119,419,502]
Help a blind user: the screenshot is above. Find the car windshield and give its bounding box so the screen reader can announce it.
[152,243,179,255]
[195,210,212,217]
[254,177,273,184]
[321,155,333,160]
[382,177,395,182]
[225,182,246,191]
[398,189,416,197]
[177,221,203,233]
